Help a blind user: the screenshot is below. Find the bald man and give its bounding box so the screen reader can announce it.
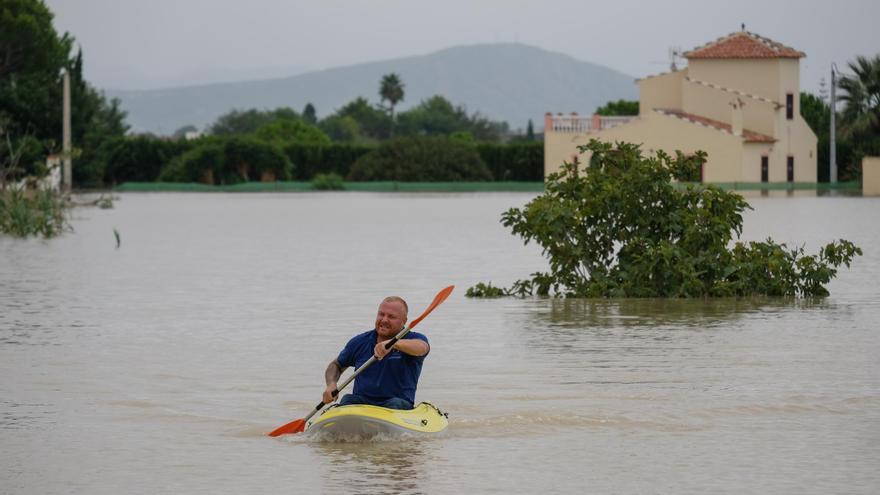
[322,296,430,410]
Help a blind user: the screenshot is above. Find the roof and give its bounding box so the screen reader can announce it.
[684,31,805,59]
[655,109,776,143]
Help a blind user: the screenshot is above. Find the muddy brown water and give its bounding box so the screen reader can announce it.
[2,192,878,494]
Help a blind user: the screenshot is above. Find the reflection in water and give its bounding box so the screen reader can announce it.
[313,439,434,495]
[530,297,833,329]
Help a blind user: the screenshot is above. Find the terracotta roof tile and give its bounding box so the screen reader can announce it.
[684,31,804,59]
[656,109,776,143]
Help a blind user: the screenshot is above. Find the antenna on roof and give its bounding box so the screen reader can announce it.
[669,46,683,71]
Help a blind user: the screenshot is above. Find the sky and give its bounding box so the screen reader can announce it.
[45,0,879,96]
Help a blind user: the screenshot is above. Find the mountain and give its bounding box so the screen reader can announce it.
[107,43,638,135]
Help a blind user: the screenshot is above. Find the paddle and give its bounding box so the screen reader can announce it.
[268,285,454,437]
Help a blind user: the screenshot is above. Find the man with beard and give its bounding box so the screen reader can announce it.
[322,296,429,410]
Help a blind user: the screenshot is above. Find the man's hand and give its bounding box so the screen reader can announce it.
[322,383,338,404]
[375,338,429,359]
[374,340,394,360]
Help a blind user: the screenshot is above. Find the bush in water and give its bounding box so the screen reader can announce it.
[468,139,861,298]
[0,188,68,238]
[312,173,345,190]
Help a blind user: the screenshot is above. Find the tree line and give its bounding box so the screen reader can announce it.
[1,1,541,189]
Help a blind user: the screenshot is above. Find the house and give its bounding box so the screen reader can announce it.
[544,30,818,183]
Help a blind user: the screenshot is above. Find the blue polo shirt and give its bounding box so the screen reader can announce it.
[337,329,429,405]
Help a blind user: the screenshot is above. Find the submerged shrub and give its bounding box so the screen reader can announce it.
[0,188,68,238]
[312,173,345,190]
[464,282,507,298]
[468,139,861,298]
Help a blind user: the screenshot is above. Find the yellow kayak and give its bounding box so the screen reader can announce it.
[305,402,448,437]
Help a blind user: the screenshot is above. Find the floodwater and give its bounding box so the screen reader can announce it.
[1,192,878,494]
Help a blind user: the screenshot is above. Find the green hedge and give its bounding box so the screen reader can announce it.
[159,137,292,184]
[348,136,492,181]
[284,141,543,181]
[477,142,543,181]
[89,136,545,186]
[283,143,374,180]
[101,136,193,185]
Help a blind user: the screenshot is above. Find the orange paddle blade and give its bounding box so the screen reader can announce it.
[268,418,306,437]
[409,285,454,329]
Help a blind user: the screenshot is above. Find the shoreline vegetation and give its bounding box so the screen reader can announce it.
[111,180,862,193]
[0,188,69,237]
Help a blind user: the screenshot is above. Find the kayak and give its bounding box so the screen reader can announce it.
[305,402,448,437]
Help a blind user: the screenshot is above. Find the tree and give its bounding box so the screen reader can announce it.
[837,55,880,139]
[468,140,861,298]
[318,115,362,142]
[800,92,830,135]
[595,99,639,116]
[209,107,300,136]
[396,95,507,141]
[0,0,71,80]
[526,119,535,141]
[379,73,405,132]
[0,0,128,186]
[254,119,331,146]
[0,0,72,155]
[302,103,317,124]
[320,97,390,140]
[799,92,859,182]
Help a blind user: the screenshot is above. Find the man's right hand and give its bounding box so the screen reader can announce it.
[322,383,338,404]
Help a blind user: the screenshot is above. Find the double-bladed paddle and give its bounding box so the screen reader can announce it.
[268,285,454,437]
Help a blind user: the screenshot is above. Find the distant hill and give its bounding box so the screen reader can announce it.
[107,43,638,135]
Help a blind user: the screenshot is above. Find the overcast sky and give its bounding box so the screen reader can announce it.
[45,0,879,95]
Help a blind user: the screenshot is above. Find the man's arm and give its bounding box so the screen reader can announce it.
[323,360,346,403]
[374,338,429,360]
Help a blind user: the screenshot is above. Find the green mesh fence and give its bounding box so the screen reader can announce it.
[115,181,546,193]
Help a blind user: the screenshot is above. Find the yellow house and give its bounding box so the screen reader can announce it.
[544,30,818,183]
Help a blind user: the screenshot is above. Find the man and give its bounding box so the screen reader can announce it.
[322,296,429,410]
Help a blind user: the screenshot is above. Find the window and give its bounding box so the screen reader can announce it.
[761,156,769,183]
[786,93,794,120]
[787,156,794,182]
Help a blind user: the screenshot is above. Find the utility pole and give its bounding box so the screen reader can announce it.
[62,69,72,193]
[829,64,838,184]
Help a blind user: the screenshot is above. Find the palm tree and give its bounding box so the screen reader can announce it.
[837,55,880,139]
[379,73,405,134]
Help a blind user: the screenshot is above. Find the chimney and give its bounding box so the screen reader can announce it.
[730,98,744,136]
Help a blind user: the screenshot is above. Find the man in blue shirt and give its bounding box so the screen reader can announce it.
[322,296,429,410]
